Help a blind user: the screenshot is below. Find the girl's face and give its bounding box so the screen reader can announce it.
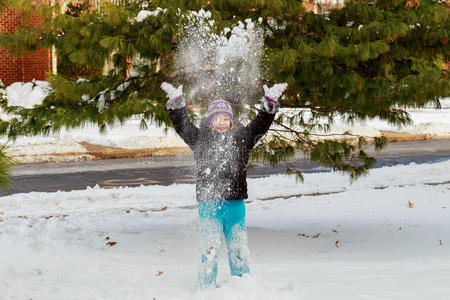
[211,113,232,133]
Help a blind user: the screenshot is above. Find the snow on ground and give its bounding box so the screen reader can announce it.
[310,107,450,137]
[1,160,449,299]
[5,137,96,163]
[2,121,186,163]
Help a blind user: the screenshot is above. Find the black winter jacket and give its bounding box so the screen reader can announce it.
[168,99,277,202]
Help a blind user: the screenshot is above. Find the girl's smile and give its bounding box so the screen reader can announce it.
[211,113,232,133]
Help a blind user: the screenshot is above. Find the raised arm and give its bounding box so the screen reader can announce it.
[246,83,287,149]
[161,82,199,149]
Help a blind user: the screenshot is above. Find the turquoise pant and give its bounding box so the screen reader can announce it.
[198,200,250,287]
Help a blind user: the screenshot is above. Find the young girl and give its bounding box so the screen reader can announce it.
[161,82,287,288]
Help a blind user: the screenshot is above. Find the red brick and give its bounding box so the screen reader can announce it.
[0,7,51,85]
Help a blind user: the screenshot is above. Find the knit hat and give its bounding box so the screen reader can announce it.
[207,99,233,125]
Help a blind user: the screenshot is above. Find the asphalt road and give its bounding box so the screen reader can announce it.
[3,139,450,196]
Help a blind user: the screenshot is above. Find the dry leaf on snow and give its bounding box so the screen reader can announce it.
[297,233,321,238]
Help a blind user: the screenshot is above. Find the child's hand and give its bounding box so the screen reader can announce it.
[161,82,183,100]
[263,83,288,103]
[161,82,186,110]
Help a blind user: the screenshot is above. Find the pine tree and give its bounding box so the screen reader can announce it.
[0,0,10,12]
[0,80,13,192]
[56,0,104,80]
[0,79,7,107]
[0,0,448,183]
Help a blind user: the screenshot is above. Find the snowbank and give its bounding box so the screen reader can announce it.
[5,80,51,108]
[0,160,449,299]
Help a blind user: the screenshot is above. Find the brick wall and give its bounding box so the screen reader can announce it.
[0,0,124,86]
[0,7,51,86]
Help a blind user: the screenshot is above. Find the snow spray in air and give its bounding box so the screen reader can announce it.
[175,9,265,110]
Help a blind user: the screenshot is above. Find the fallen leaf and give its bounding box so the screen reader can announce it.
[105,236,110,240]
[332,229,338,233]
[335,240,339,248]
[0,211,4,215]
[297,233,321,238]
[156,271,163,276]
[374,186,387,190]
[161,206,168,211]
[107,241,117,247]
[407,201,414,208]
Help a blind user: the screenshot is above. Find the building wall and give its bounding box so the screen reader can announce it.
[0,6,52,86]
[0,0,125,86]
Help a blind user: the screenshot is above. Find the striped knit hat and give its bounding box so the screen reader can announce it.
[207,99,233,126]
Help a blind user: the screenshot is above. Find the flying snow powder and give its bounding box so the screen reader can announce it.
[175,9,264,108]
